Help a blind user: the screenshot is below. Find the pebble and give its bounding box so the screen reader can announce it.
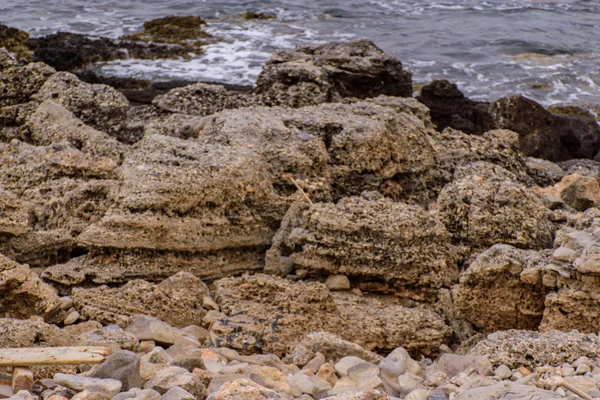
[334,356,366,376]
[53,374,122,398]
[576,364,591,375]
[325,275,351,291]
[494,365,512,379]
[63,311,80,326]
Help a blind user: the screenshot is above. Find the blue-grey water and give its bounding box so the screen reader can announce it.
[2,0,600,105]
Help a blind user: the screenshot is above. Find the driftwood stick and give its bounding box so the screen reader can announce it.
[284,174,313,204]
[560,380,594,400]
[0,347,110,367]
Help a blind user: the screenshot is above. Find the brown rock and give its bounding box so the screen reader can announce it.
[120,16,213,48]
[535,173,600,211]
[207,378,283,400]
[0,23,32,60]
[266,197,459,289]
[72,272,209,327]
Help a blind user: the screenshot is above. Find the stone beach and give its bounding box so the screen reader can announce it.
[3,15,600,400]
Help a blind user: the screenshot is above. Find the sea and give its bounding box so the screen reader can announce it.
[1,0,600,105]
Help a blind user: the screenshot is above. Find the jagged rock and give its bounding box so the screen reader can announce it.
[429,128,532,193]
[197,99,437,204]
[254,40,412,107]
[0,254,62,320]
[143,113,205,139]
[0,24,32,60]
[72,272,209,327]
[559,159,600,177]
[417,80,490,134]
[488,95,600,161]
[125,315,185,346]
[266,197,459,288]
[120,16,213,49]
[27,32,197,72]
[437,171,555,250]
[0,191,31,236]
[33,72,131,140]
[0,318,75,348]
[151,83,253,116]
[467,329,600,368]
[0,48,19,69]
[453,244,548,332]
[535,173,600,211]
[78,326,139,352]
[0,62,55,107]
[213,274,451,356]
[143,366,205,396]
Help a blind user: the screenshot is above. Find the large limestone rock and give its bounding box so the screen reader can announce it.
[455,382,564,400]
[266,197,459,289]
[467,329,600,368]
[489,94,600,161]
[0,62,55,107]
[33,72,132,141]
[0,318,76,348]
[534,173,600,211]
[453,244,548,333]
[72,272,209,327]
[0,254,62,320]
[437,170,555,250]
[254,40,412,107]
[211,274,451,356]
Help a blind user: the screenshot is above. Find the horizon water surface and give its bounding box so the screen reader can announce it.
[1,0,600,105]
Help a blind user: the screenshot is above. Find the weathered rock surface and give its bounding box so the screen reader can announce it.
[72,272,209,327]
[266,197,459,288]
[0,318,75,348]
[437,170,555,250]
[120,16,213,49]
[535,173,600,211]
[0,254,62,320]
[90,350,143,391]
[254,40,412,107]
[467,330,600,368]
[0,23,32,60]
[453,244,548,332]
[454,382,564,400]
[212,274,451,356]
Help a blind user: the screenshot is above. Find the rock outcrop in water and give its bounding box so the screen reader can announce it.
[4,36,600,400]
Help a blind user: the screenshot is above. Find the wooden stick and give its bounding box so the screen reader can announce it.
[284,174,313,204]
[0,347,110,367]
[560,380,593,400]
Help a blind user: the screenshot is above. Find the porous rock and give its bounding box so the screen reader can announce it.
[453,244,548,332]
[254,39,412,107]
[437,171,554,250]
[212,274,451,356]
[72,272,209,327]
[206,378,283,400]
[467,329,600,369]
[266,197,459,288]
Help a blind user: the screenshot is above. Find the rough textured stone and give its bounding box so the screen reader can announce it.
[489,94,600,161]
[143,366,204,396]
[255,40,412,107]
[289,333,382,366]
[453,244,548,332]
[535,173,600,211]
[266,197,459,288]
[161,386,195,400]
[467,330,600,368]
[0,62,55,107]
[125,315,185,346]
[213,274,451,356]
[454,382,563,400]
[0,254,62,320]
[91,350,143,391]
[0,318,75,348]
[72,272,208,327]
[437,354,493,378]
[119,16,213,48]
[438,172,554,250]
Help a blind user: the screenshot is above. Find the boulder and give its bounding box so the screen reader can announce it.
[534,173,600,211]
[266,197,459,289]
[467,329,600,368]
[125,315,185,346]
[144,366,205,396]
[91,350,143,391]
[212,274,451,356]
[254,40,412,107]
[0,318,75,348]
[453,244,548,332]
[488,95,600,161]
[0,62,55,107]
[33,72,131,140]
[437,171,554,250]
[119,16,213,49]
[72,272,209,327]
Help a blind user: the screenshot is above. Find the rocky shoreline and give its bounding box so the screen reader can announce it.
[2,16,600,400]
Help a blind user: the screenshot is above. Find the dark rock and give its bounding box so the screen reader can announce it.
[0,23,32,60]
[91,350,143,391]
[27,32,198,71]
[120,16,213,49]
[254,39,412,107]
[547,103,597,120]
[417,79,491,134]
[427,392,447,400]
[489,94,600,161]
[241,11,275,20]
